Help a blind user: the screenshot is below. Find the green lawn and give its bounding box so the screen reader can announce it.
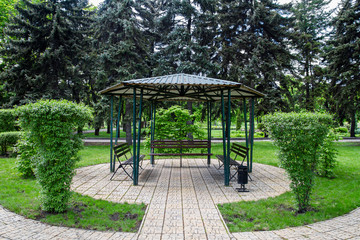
[0,148,145,232]
[0,141,359,232]
[219,142,360,232]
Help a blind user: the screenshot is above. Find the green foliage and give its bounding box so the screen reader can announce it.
[263,112,333,212]
[146,105,205,153]
[0,109,16,132]
[16,100,92,213]
[0,131,22,155]
[16,132,37,178]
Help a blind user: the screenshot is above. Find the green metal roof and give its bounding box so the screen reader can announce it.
[100,73,265,101]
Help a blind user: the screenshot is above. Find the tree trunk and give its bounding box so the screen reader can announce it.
[107,122,110,134]
[95,128,100,136]
[350,103,356,137]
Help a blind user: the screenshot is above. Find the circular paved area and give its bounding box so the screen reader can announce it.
[1,159,360,239]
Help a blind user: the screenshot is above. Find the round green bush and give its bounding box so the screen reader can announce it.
[16,100,92,213]
[0,131,22,154]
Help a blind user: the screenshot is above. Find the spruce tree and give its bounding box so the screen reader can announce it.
[0,0,93,105]
[94,0,151,143]
[292,0,333,111]
[216,0,294,114]
[327,0,360,137]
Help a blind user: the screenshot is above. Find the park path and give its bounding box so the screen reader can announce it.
[1,160,360,239]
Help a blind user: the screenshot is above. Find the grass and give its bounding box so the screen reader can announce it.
[219,142,360,232]
[0,149,145,232]
[1,141,359,232]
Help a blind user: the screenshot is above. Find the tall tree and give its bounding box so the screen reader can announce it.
[153,0,218,76]
[327,0,360,137]
[94,0,151,143]
[216,0,294,114]
[291,0,333,110]
[0,0,93,106]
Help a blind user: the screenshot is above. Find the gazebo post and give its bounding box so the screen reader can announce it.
[243,98,249,168]
[207,101,212,166]
[150,102,155,165]
[132,87,137,185]
[110,95,114,172]
[226,89,231,186]
[221,90,229,186]
[115,96,122,145]
[250,98,255,172]
[136,89,144,185]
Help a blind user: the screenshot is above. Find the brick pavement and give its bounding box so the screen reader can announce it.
[1,159,360,239]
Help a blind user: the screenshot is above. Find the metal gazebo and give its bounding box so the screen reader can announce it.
[100,73,265,186]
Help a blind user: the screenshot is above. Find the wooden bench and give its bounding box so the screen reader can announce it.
[149,140,212,167]
[216,143,249,181]
[110,143,145,180]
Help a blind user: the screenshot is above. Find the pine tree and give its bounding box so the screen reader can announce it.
[0,0,93,105]
[327,0,360,137]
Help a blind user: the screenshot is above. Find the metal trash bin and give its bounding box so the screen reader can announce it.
[236,166,249,192]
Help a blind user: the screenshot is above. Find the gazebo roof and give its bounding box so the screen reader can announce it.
[100,73,265,101]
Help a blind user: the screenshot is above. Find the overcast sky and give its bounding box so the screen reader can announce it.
[88,0,341,13]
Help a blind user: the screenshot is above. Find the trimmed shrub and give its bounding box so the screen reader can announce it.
[0,131,22,155]
[16,100,92,213]
[263,112,333,213]
[0,109,16,132]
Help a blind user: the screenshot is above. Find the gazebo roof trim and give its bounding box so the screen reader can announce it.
[100,73,265,101]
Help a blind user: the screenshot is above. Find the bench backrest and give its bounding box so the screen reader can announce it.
[151,140,210,154]
[231,143,249,160]
[151,140,210,149]
[114,143,131,159]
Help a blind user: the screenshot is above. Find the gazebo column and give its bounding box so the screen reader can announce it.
[116,96,122,140]
[249,98,255,172]
[132,88,138,185]
[109,95,114,172]
[207,101,212,166]
[243,98,249,169]
[226,89,231,186]
[135,89,144,185]
[221,90,230,186]
[150,101,155,165]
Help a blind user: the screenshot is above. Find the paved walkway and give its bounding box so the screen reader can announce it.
[1,159,360,239]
